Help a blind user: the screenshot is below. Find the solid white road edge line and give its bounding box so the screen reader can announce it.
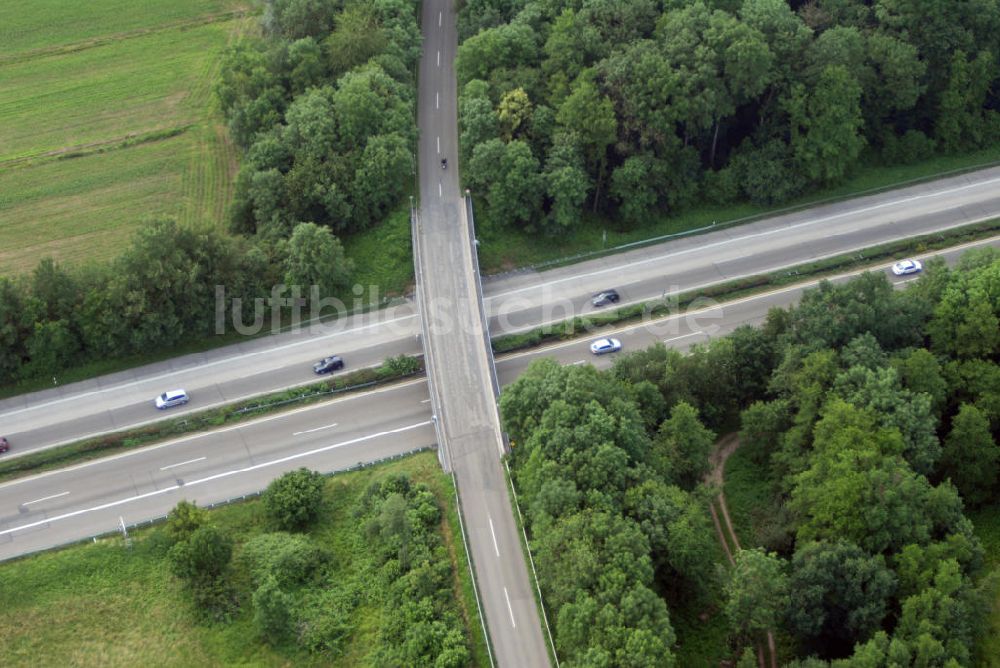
[487,186,1000,300]
[0,378,430,491]
[1,312,419,418]
[0,421,432,538]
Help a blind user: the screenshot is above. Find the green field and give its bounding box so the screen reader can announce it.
[0,451,488,667]
[0,0,246,274]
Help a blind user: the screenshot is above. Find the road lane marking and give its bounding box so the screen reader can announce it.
[486,180,1000,301]
[0,378,430,491]
[0,421,433,538]
[497,235,1000,365]
[292,422,338,436]
[664,331,705,343]
[436,91,439,109]
[22,491,69,506]
[504,587,516,627]
[0,312,419,419]
[421,398,431,403]
[439,183,442,198]
[489,515,500,557]
[159,457,206,471]
[438,11,441,26]
[437,50,440,67]
[436,136,440,154]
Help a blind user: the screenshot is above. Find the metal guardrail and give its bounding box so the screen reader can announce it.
[481,158,1000,281]
[410,200,451,472]
[3,447,434,563]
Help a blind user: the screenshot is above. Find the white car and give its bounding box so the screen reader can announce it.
[590,337,622,355]
[891,259,922,276]
[155,389,189,410]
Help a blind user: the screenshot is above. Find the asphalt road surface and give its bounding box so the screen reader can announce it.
[413,0,551,665]
[4,167,1000,456]
[3,240,994,565]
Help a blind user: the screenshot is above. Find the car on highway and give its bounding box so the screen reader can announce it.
[0,436,9,454]
[591,289,620,307]
[891,259,923,276]
[590,337,622,355]
[154,389,189,410]
[313,355,345,374]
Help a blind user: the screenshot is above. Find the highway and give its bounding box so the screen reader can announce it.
[1,238,996,566]
[3,167,1000,455]
[413,0,550,665]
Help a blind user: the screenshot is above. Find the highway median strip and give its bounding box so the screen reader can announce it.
[0,355,424,484]
[490,218,1000,355]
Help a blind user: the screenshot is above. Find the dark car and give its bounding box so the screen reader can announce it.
[0,437,9,454]
[591,289,620,307]
[313,355,345,374]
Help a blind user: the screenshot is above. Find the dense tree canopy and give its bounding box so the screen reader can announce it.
[504,256,1000,663]
[458,0,1000,228]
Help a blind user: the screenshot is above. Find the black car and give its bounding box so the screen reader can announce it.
[313,355,345,374]
[591,289,620,307]
[0,437,9,453]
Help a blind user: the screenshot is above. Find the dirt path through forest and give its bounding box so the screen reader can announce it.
[706,433,777,668]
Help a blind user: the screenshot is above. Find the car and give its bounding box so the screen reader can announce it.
[590,337,622,355]
[591,289,621,307]
[891,259,923,276]
[155,389,189,410]
[313,355,345,374]
[0,437,9,454]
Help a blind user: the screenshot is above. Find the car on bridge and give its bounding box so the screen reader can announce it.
[590,337,622,355]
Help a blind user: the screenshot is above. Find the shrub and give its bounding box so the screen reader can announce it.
[253,574,294,643]
[165,500,207,544]
[263,467,326,530]
[240,532,327,587]
[168,525,233,579]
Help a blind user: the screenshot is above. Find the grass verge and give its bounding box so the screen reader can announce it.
[0,355,423,484]
[474,145,1000,274]
[491,219,1000,355]
[722,445,779,550]
[0,450,486,667]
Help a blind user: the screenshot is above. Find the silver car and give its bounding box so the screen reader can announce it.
[155,389,189,410]
[891,259,922,276]
[590,337,622,355]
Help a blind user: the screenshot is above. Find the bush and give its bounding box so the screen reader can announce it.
[253,574,294,643]
[240,532,327,587]
[165,500,207,544]
[168,525,233,579]
[263,467,326,530]
[378,354,421,379]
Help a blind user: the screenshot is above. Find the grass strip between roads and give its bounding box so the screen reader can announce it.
[0,356,423,484]
[491,218,1000,355]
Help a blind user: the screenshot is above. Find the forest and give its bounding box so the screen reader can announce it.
[457,0,1000,231]
[500,249,1000,664]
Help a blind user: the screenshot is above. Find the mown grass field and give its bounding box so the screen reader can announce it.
[0,450,488,667]
[0,0,246,274]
